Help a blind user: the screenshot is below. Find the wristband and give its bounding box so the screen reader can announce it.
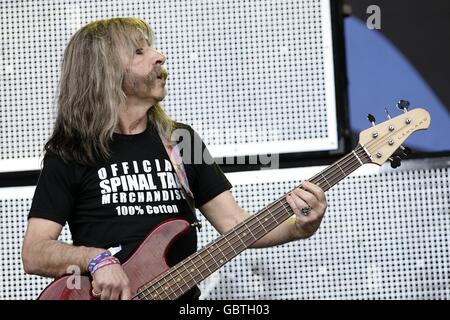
[88,245,122,273]
[91,256,121,274]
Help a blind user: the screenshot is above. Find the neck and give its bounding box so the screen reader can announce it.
[116,98,155,134]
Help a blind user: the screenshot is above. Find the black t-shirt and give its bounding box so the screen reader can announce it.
[29,121,232,299]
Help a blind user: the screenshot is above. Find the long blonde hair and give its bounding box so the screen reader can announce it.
[44,18,175,166]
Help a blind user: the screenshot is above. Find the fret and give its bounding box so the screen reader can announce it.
[224,236,238,255]
[170,271,184,295]
[257,216,268,233]
[141,281,157,300]
[235,229,247,249]
[361,145,371,160]
[352,150,364,165]
[176,264,191,291]
[151,276,167,299]
[205,245,220,269]
[143,270,168,299]
[266,206,277,223]
[183,262,197,285]
[267,208,280,230]
[151,287,162,300]
[167,259,200,299]
[336,162,347,176]
[320,173,331,189]
[243,222,257,241]
[216,243,229,264]
[279,200,295,223]
[160,275,177,300]
[167,273,182,299]
[197,253,213,275]
[278,199,292,217]
[190,257,204,283]
[309,151,364,192]
[142,288,151,300]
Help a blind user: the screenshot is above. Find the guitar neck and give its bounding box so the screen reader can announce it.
[137,145,371,300]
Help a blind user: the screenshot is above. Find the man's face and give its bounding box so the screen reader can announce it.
[122,38,168,104]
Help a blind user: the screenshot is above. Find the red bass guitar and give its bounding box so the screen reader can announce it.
[37,106,430,300]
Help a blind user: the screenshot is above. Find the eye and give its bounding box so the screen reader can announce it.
[135,48,144,55]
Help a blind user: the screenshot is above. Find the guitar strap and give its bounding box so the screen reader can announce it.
[158,132,197,217]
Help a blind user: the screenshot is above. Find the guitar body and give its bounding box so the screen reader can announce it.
[37,219,191,300]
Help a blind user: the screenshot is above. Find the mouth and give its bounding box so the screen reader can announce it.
[156,68,168,81]
[157,76,165,84]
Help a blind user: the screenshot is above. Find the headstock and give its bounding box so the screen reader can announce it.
[358,101,431,167]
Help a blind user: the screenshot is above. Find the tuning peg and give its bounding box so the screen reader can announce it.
[384,108,392,119]
[400,145,411,156]
[367,114,376,126]
[396,100,410,113]
[389,156,402,168]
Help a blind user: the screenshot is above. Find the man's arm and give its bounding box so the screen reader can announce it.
[199,181,328,248]
[22,218,103,277]
[22,217,131,300]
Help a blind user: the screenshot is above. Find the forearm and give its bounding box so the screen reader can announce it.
[250,216,305,248]
[202,186,326,249]
[22,240,104,278]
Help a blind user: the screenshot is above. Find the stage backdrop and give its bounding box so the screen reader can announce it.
[0,0,341,173]
[1,157,449,299]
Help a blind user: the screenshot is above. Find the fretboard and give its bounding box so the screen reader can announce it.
[137,145,371,300]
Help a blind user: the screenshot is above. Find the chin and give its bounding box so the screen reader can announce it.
[154,94,166,102]
[146,86,167,102]
[156,89,167,101]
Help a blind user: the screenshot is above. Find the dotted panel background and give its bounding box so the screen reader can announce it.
[1,162,449,300]
[197,165,450,299]
[0,0,334,163]
[0,197,71,300]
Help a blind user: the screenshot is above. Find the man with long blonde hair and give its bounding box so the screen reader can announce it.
[22,18,328,300]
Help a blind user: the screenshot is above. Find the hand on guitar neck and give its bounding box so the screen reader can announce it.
[286,181,328,239]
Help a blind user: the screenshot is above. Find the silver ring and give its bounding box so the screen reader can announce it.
[301,205,312,216]
[92,289,102,297]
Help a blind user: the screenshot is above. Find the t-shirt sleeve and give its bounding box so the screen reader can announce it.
[28,154,76,226]
[180,125,232,208]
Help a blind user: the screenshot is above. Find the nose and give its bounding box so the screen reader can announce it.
[152,48,166,65]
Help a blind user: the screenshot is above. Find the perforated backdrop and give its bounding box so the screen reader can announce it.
[1,158,449,299]
[0,0,338,172]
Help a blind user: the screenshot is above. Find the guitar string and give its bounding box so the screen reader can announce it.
[141,157,366,300]
[135,146,371,299]
[134,147,367,299]
[146,124,413,299]
[155,150,372,300]
[136,146,370,299]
